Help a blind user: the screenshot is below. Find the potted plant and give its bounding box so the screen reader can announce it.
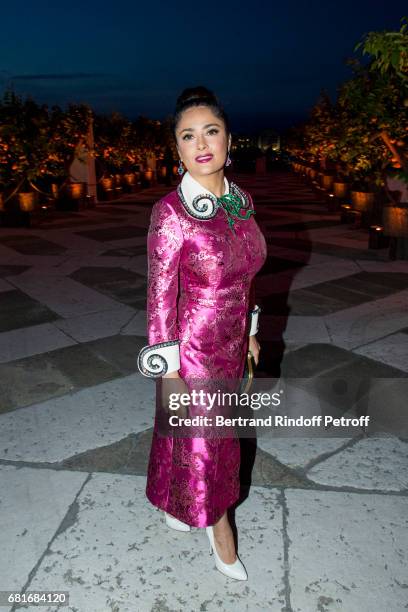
[45,103,92,210]
[354,16,408,239]
[94,112,132,200]
[0,91,51,219]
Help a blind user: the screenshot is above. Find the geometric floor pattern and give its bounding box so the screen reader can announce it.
[0,170,407,611]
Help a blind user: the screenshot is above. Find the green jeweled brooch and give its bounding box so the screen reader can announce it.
[217,193,256,232]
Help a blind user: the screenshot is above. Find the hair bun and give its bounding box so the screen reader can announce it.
[172,85,230,136]
[175,86,218,112]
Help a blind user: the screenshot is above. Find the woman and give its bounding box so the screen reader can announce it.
[137,86,267,580]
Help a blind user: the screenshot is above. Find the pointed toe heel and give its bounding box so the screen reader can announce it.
[205,525,248,581]
[164,512,191,532]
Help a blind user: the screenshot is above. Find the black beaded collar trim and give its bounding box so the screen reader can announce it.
[177,181,250,221]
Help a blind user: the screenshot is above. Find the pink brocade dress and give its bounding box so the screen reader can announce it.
[143,177,267,527]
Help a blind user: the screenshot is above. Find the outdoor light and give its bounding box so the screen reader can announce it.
[369,225,389,249]
[340,204,352,223]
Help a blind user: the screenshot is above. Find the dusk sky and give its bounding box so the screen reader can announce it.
[1,1,407,134]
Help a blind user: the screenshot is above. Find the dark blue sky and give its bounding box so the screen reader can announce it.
[1,1,406,134]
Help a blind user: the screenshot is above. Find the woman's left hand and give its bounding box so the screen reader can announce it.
[248,335,261,366]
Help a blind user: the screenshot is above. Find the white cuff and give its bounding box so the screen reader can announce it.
[137,340,180,378]
[249,305,261,336]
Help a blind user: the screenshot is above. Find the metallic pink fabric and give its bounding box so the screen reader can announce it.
[145,186,267,527]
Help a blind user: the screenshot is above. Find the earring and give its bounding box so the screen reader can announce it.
[177,160,185,175]
[225,151,232,167]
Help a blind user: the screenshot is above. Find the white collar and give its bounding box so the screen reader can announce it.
[181,171,229,203]
[177,171,248,220]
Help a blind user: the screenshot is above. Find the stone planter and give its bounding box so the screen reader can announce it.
[100,177,114,191]
[18,192,37,212]
[123,173,138,193]
[321,174,334,190]
[333,182,349,199]
[56,182,87,210]
[98,177,116,201]
[382,206,408,237]
[351,191,375,212]
[123,173,135,186]
[114,174,124,187]
[51,183,60,200]
[65,182,86,200]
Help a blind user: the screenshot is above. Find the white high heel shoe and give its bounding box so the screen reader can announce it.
[206,525,248,580]
[164,512,191,532]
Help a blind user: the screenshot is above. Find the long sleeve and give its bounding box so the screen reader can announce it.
[137,199,184,377]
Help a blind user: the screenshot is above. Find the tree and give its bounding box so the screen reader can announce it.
[0,90,91,200]
[286,18,408,190]
[354,16,408,184]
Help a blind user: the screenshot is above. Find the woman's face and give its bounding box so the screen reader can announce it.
[175,105,231,179]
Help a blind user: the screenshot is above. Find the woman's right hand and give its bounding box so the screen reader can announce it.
[160,372,190,419]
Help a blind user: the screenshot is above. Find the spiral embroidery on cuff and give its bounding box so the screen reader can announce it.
[137,340,180,378]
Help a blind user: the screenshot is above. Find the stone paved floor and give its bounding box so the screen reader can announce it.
[0,170,407,612]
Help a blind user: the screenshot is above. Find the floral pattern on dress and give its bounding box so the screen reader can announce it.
[144,184,267,527]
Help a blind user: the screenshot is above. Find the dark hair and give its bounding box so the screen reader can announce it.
[173,86,230,137]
